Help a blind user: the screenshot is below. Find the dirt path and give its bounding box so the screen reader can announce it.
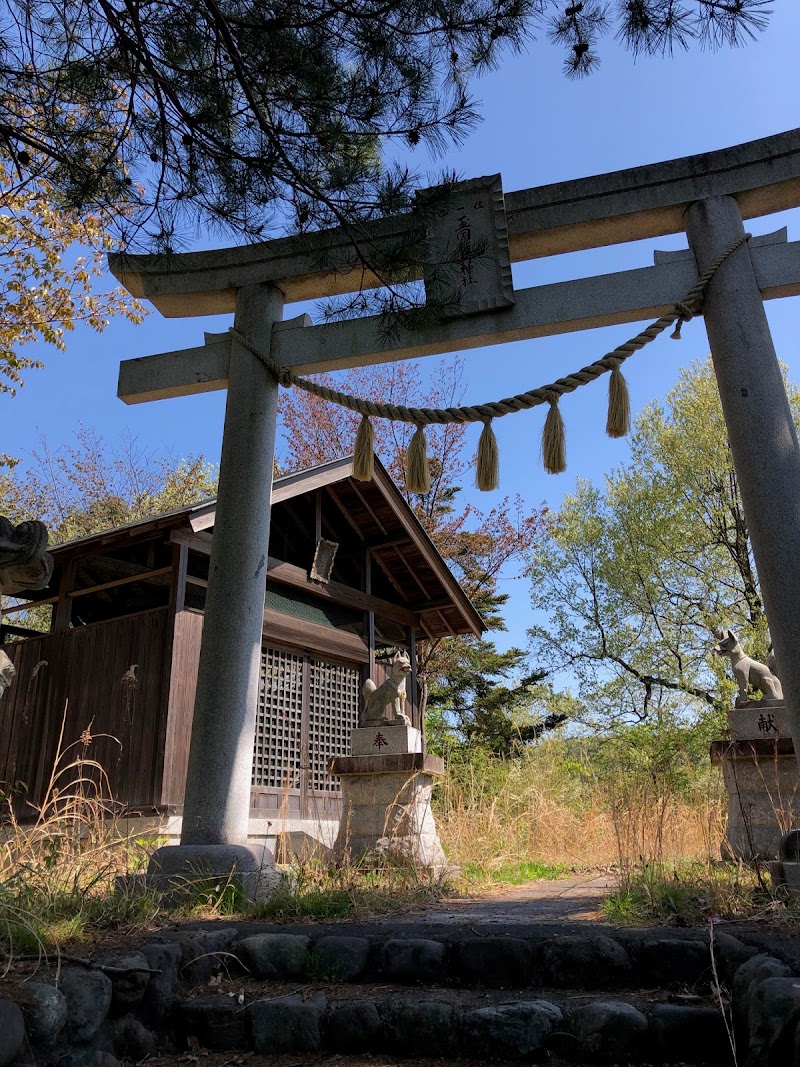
[376,874,617,925]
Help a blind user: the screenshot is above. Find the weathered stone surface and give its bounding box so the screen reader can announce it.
[728,704,791,739]
[112,130,800,321]
[711,932,760,982]
[381,939,445,984]
[248,993,324,1054]
[99,951,150,1012]
[175,996,250,1050]
[646,1004,728,1063]
[570,1000,648,1063]
[714,746,800,860]
[18,982,67,1045]
[325,1001,382,1053]
[452,937,531,988]
[0,1000,25,1066]
[140,942,182,1023]
[111,1015,156,1061]
[781,829,800,861]
[732,954,793,1028]
[359,654,412,727]
[686,193,800,799]
[181,928,240,985]
[538,935,633,989]
[638,938,710,987]
[59,968,113,1042]
[333,769,448,869]
[379,997,457,1058]
[714,629,783,702]
[80,1019,115,1056]
[237,933,310,979]
[146,845,280,903]
[310,936,369,982]
[461,1000,562,1059]
[747,975,800,1066]
[56,1052,120,1067]
[351,724,419,755]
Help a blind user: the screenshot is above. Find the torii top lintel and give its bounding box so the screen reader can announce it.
[109,129,800,318]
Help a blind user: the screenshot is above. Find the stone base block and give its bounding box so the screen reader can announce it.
[727,704,790,740]
[330,758,447,870]
[710,738,800,860]
[350,725,422,756]
[136,843,282,901]
[768,858,800,902]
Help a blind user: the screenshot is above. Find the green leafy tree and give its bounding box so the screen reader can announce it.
[0,426,216,543]
[424,651,575,755]
[0,160,144,393]
[527,358,800,730]
[0,2,771,245]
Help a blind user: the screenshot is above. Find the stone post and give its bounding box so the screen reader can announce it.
[686,196,800,768]
[147,283,284,891]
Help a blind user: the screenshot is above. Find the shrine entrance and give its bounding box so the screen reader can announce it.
[111,129,800,880]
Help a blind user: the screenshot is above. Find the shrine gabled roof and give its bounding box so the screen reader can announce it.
[41,455,484,639]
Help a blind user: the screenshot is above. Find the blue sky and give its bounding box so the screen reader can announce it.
[3,4,799,654]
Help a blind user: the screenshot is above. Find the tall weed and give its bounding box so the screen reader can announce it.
[0,707,160,959]
[435,732,726,876]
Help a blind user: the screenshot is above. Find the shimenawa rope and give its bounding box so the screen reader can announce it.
[231,232,750,490]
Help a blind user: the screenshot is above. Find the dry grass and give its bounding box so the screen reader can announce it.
[435,736,727,877]
[0,708,162,959]
[4,712,789,940]
[599,859,789,925]
[433,736,800,926]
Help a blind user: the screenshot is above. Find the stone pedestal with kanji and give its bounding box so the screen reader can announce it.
[330,726,448,870]
[711,701,800,860]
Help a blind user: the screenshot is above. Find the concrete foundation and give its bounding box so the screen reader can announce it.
[330,752,448,869]
[144,842,282,901]
[114,813,339,859]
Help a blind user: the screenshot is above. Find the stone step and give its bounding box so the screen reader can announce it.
[174,984,729,1064]
[192,924,757,993]
[5,923,800,1067]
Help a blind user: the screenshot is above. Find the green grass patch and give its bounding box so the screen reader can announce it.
[463,859,569,886]
[600,860,790,926]
[246,860,454,921]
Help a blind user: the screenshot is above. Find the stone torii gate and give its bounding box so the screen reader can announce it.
[112,129,800,882]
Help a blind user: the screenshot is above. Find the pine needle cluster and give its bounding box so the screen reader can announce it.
[0,2,773,249]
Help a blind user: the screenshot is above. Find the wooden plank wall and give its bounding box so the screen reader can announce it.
[0,608,170,815]
[160,607,203,809]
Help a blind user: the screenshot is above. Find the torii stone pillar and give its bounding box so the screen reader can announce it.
[686,197,800,763]
[148,282,284,890]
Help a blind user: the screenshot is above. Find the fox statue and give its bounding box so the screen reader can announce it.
[361,649,412,727]
[713,628,783,702]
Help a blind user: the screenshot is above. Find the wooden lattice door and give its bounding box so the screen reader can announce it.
[251,645,360,817]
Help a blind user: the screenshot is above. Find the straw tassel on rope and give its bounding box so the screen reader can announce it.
[243,234,748,485]
[352,414,375,481]
[476,419,499,492]
[606,365,631,439]
[542,398,566,475]
[406,424,431,493]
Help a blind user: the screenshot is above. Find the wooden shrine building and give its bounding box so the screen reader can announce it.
[0,456,482,847]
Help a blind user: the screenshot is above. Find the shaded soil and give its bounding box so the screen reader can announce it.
[145,1053,697,1067]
